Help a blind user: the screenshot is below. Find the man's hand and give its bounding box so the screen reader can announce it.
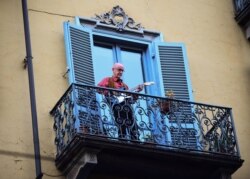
[136,84,144,92]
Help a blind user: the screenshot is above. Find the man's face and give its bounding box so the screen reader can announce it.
[112,67,124,79]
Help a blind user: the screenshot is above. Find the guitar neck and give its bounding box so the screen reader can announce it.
[129,82,154,92]
[129,84,144,92]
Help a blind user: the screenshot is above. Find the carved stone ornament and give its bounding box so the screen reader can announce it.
[95,5,143,32]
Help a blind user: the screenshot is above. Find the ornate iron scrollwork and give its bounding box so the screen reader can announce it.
[95,5,143,31]
[51,83,240,157]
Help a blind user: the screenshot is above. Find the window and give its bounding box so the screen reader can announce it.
[92,41,146,93]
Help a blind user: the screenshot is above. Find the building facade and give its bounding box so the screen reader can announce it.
[0,0,249,178]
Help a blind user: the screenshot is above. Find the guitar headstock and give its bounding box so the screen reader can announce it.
[144,81,155,86]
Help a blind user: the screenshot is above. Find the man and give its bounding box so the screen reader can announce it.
[98,63,143,140]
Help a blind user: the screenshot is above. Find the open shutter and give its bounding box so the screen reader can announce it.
[154,42,197,149]
[63,22,101,134]
[155,42,192,101]
[63,22,95,85]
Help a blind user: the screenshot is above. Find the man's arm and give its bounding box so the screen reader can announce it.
[97,77,110,95]
[98,77,109,87]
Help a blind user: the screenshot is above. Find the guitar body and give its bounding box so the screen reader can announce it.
[115,95,132,104]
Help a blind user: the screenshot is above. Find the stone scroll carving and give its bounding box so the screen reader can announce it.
[95,5,143,32]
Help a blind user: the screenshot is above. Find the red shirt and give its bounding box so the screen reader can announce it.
[98,77,129,90]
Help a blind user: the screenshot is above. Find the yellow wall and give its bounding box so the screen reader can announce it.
[0,0,249,178]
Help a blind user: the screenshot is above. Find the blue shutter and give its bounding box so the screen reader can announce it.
[64,22,102,134]
[63,22,95,85]
[154,42,193,101]
[154,42,197,149]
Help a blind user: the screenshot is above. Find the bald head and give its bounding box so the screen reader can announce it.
[112,63,124,71]
[112,63,124,79]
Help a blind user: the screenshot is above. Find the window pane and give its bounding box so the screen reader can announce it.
[120,49,145,93]
[92,45,114,84]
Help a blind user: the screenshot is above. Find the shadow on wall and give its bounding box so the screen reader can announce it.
[0,149,54,161]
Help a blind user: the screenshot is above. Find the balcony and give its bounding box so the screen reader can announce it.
[50,83,243,179]
[233,0,250,39]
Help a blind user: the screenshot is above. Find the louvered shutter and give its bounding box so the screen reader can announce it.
[63,22,95,85]
[63,22,101,134]
[155,42,192,101]
[155,42,197,149]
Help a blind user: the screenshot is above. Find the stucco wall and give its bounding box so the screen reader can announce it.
[0,0,249,178]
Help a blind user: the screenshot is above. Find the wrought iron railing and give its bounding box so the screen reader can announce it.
[234,0,250,14]
[50,83,240,158]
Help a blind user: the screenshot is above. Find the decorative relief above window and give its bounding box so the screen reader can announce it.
[94,5,143,32]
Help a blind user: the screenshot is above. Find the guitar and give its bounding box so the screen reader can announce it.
[114,81,155,104]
